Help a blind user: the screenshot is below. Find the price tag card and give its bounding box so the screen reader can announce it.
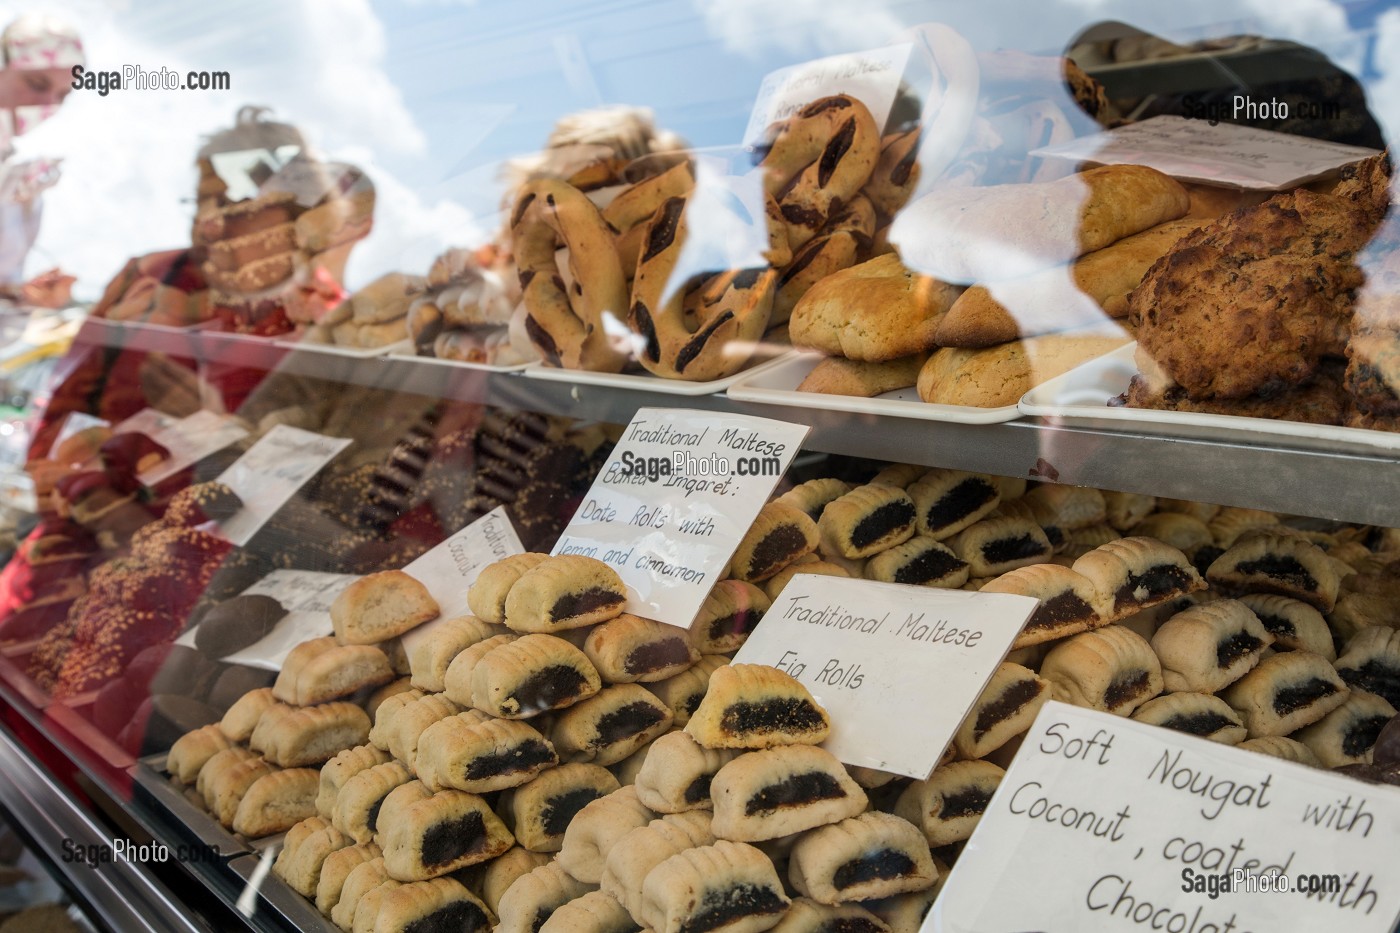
[141,409,251,485]
[743,43,912,145]
[214,425,351,546]
[401,508,526,654]
[927,701,1400,933]
[552,409,808,626]
[733,576,1034,779]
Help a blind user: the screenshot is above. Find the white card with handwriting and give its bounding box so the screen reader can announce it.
[743,43,912,145]
[214,425,350,546]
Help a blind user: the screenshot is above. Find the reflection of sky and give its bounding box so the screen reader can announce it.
[8,0,1398,296]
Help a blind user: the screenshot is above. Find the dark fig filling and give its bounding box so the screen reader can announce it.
[365,793,388,834]
[1216,631,1265,668]
[940,786,994,820]
[893,547,967,585]
[749,525,809,579]
[1342,715,1391,759]
[1113,564,1195,612]
[683,692,705,716]
[973,678,1044,740]
[744,771,846,815]
[541,787,606,837]
[850,502,916,550]
[464,740,556,780]
[708,608,763,643]
[626,638,693,674]
[982,534,1048,566]
[832,847,918,889]
[1255,613,1296,640]
[420,811,487,867]
[924,479,997,532]
[530,907,551,933]
[1235,556,1317,592]
[823,920,886,933]
[720,698,826,736]
[507,665,590,714]
[1272,677,1339,716]
[683,773,714,804]
[551,588,624,624]
[1027,591,1095,631]
[1338,660,1400,707]
[1103,670,1152,709]
[1192,545,1225,578]
[679,883,787,933]
[1161,712,1237,736]
[404,901,490,933]
[594,701,667,745]
[1043,525,1068,550]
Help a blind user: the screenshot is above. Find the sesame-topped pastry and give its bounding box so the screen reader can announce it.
[585,614,699,683]
[504,556,628,632]
[687,664,832,749]
[692,581,771,654]
[788,811,936,905]
[1206,533,1342,612]
[1040,625,1164,716]
[982,563,1106,647]
[906,470,1001,541]
[330,570,440,645]
[1130,693,1248,745]
[819,485,917,560]
[1072,536,1204,622]
[731,502,821,583]
[1150,599,1274,694]
[469,633,603,719]
[710,745,867,842]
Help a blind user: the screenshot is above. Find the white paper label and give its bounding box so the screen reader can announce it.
[552,409,807,627]
[114,408,178,436]
[927,701,1400,933]
[401,507,526,654]
[743,43,912,145]
[733,576,1034,779]
[52,412,109,449]
[1031,115,1380,190]
[141,409,251,485]
[214,425,351,546]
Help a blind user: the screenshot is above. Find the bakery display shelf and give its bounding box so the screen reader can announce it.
[228,852,338,933]
[521,347,799,396]
[132,754,253,859]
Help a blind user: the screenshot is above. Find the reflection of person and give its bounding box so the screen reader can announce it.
[0,14,82,306]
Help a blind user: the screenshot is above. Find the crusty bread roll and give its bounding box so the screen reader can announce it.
[917,329,1130,407]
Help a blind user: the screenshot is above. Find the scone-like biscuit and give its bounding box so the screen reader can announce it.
[497,861,593,933]
[1072,537,1205,621]
[731,502,821,583]
[692,581,771,654]
[557,785,656,884]
[635,731,739,814]
[550,683,674,766]
[1023,485,1106,531]
[378,781,514,880]
[916,332,1129,407]
[333,858,395,931]
[1151,599,1274,694]
[864,536,969,589]
[167,724,233,785]
[468,553,550,625]
[585,614,699,683]
[1207,533,1341,612]
[374,877,492,933]
[221,687,279,743]
[893,759,1005,847]
[982,563,1105,648]
[1130,693,1248,745]
[1220,651,1351,738]
[763,561,851,601]
[952,662,1050,759]
[409,616,502,692]
[232,767,318,837]
[797,353,928,397]
[480,847,551,916]
[416,714,557,794]
[471,633,604,718]
[1237,594,1336,660]
[948,518,1053,578]
[320,745,392,820]
[1334,627,1400,709]
[687,664,832,749]
[907,470,1001,541]
[601,812,717,918]
[1235,736,1322,767]
[770,898,890,933]
[274,816,351,897]
[274,636,339,703]
[710,745,867,842]
[1294,691,1397,768]
[333,760,412,843]
[331,570,440,645]
[539,890,640,933]
[498,762,620,853]
[1040,625,1164,716]
[819,485,917,559]
[250,702,372,768]
[788,812,936,905]
[776,479,853,523]
[384,693,462,770]
[443,635,518,707]
[282,643,396,706]
[639,839,790,933]
[1103,491,1156,532]
[648,655,727,727]
[316,842,382,916]
[504,555,627,632]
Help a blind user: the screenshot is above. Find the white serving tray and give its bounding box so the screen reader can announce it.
[726,351,1022,424]
[386,348,532,373]
[272,336,411,358]
[523,349,797,396]
[1019,343,1400,454]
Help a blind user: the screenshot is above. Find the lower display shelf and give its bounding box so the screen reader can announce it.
[228,853,337,933]
[131,755,252,860]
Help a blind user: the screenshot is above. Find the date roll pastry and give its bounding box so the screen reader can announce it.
[893,759,1005,848]
[763,561,851,602]
[818,485,917,560]
[648,655,727,727]
[468,554,550,625]
[330,570,441,646]
[539,890,642,933]
[316,842,382,917]
[864,536,969,589]
[710,745,867,842]
[273,637,338,703]
[639,839,791,933]
[504,555,628,632]
[375,877,492,933]
[687,664,832,749]
[378,781,514,880]
[1022,485,1106,531]
[953,662,1050,759]
[497,862,594,933]
[1235,736,1322,766]
[1072,536,1205,622]
[166,724,232,785]
[550,684,674,766]
[776,479,853,523]
[196,746,256,809]
[206,756,277,828]
[221,687,279,743]
[731,502,821,583]
[274,816,351,897]
[692,581,771,655]
[1294,691,1398,768]
[384,693,463,770]
[332,760,412,843]
[1334,627,1400,709]
[867,464,928,489]
[481,847,551,916]
[1150,599,1274,694]
[409,616,503,692]
[416,714,557,794]
[332,858,395,931]
[1221,651,1351,738]
[1040,625,1164,717]
[558,786,657,884]
[981,563,1105,648]
[498,761,620,853]
[948,518,1054,578]
[470,633,604,719]
[1237,594,1336,661]
[906,470,1001,541]
[1130,693,1248,745]
[788,811,936,905]
[1103,491,1156,532]
[1206,533,1342,612]
[1207,507,1280,549]
[1130,513,1215,557]
[634,731,738,814]
[250,702,372,768]
[770,898,890,933]
[585,614,699,683]
[601,812,717,918]
[275,641,396,707]
[232,768,319,837]
[443,635,518,707]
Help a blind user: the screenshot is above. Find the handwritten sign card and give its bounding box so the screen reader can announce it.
[214,425,351,546]
[175,569,355,669]
[743,43,912,145]
[141,409,251,485]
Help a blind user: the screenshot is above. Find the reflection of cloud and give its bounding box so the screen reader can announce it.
[695,0,903,58]
[1372,10,1400,145]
